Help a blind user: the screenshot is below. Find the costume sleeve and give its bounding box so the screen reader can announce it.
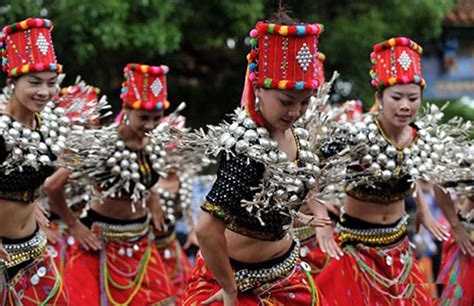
[202,153,264,223]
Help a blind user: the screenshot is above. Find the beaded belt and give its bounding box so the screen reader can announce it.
[1,230,47,269]
[293,225,316,243]
[0,189,40,203]
[234,239,300,292]
[91,215,151,242]
[336,213,409,246]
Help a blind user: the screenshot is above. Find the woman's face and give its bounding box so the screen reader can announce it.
[126,109,163,137]
[10,71,58,113]
[255,87,312,132]
[376,83,422,129]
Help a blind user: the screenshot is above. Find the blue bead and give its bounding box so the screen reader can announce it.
[249,63,257,71]
[49,64,56,70]
[296,26,306,36]
[414,75,420,83]
[295,82,304,90]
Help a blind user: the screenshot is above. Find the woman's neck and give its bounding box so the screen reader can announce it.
[119,125,146,150]
[376,115,410,147]
[3,99,36,128]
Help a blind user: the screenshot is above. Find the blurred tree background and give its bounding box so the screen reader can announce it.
[1,0,472,127]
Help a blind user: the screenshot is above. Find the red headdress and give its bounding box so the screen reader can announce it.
[0,18,62,77]
[120,63,170,111]
[242,21,324,126]
[369,37,425,90]
[56,82,101,125]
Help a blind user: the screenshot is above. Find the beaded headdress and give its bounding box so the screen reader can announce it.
[120,63,170,111]
[369,37,425,90]
[57,82,101,125]
[242,21,324,126]
[0,18,62,77]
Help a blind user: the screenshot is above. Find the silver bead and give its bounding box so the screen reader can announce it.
[243,129,258,142]
[106,157,117,167]
[277,151,288,162]
[362,154,373,166]
[131,172,140,182]
[39,155,51,165]
[377,153,388,165]
[120,170,131,180]
[235,140,249,153]
[38,142,48,153]
[381,170,392,181]
[409,168,419,177]
[130,162,139,172]
[256,127,269,138]
[50,144,61,155]
[385,146,397,157]
[8,128,20,138]
[385,160,396,171]
[369,162,381,173]
[369,144,380,156]
[111,166,121,175]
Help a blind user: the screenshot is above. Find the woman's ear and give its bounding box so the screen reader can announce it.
[375,92,383,109]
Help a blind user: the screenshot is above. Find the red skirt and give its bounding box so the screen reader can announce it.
[155,233,193,304]
[315,238,433,305]
[300,236,332,278]
[182,251,327,306]
[2,243,69,305]
[436,233,474,306]
[64,233,174,305]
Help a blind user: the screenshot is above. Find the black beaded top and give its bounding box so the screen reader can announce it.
[318,120,417,204]
[204,152,305,241]
[0,116,56,203]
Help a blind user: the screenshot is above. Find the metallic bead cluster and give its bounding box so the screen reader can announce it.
[0,102,71,174]
[64,124,167,211]
[2,230,47,269]
[156,170,194,229]
[163,108,324,226]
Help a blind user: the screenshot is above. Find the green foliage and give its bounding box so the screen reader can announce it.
[0,0,462,127]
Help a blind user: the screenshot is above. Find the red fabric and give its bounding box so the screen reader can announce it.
[4,250,69,305]
[156,236,193,304]
[315,238,433,305]
[64,235,174,305]
[436,233,474,306]
[182,252,328,306]
[299,237,331,277]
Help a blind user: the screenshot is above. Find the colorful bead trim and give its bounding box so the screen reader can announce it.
[373,37,423,54]
[123,63,169,76]
[246,21,323,91]
[369,37,426,90]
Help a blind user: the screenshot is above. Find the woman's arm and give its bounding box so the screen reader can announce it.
[433,185,474,256]
[306,190,343,259]
[147,189,165,232]
[413,181,450,241]
[196,211,237,305]
[44,167,101,251]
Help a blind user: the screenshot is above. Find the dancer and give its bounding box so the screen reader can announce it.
[0,18,69,305]
[314,37,468,305]
[45,63,175,305]
[175,11,335,306]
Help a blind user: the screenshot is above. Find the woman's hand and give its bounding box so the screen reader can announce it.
[183,229,199,250]
[69,220,102,251]
[149,200,165,232]
[416,207,450,242]
[316,225,343,260]
[41,224,62,245]
[452,225,474,256]
[310,216,333,228]
[203,288,237,306]
[34,202,50,228]
[0,240,10,262]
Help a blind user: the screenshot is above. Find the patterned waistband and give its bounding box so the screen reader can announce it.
[90,214,151,242]
[336,212,409,246]
[233,239,300,292]
[293,225,316,243]
[0,189,40,203]
[1,230,47,269]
